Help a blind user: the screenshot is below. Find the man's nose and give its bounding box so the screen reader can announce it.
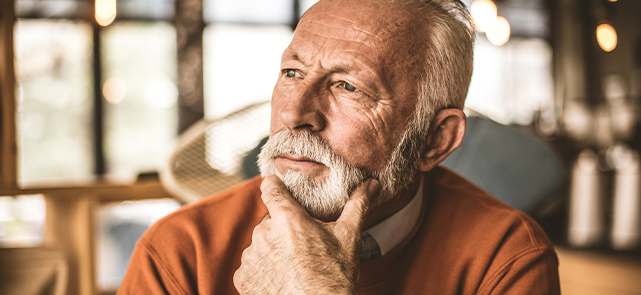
[278,81,325,132]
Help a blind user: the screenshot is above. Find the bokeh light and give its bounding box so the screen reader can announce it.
[471,0,497,33]
[144,77,178,109]
[596,23,617,52]
[95,0,117,27]
[486,16,511,46]
[103,77,127,104]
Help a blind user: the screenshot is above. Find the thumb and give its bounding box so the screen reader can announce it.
[337,178,380,231]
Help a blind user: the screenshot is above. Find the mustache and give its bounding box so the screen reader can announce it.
[260,130,341,167]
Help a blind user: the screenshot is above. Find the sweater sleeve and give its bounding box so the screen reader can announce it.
[479,247,561,295]
[117,241,190,295]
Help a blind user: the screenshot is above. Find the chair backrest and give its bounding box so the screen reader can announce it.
[160,101,271,203]
[441,115,566,215]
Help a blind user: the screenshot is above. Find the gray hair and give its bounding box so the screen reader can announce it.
[373,0,474,199]
[415,0,475,112]
[405,0,475,155]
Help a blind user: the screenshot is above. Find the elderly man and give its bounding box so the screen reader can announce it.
[119,0,560,293]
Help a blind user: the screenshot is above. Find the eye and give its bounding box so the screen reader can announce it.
[342,82,357,92]
[285,69,300,78]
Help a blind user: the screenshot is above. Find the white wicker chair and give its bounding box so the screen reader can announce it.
[160,101,271,203]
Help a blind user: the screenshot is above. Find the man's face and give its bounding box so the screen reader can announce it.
[258,0,428,220]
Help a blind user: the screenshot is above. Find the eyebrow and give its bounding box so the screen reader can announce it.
[286,52,311,68]
[286,51,351,74]
[290,53,301,63]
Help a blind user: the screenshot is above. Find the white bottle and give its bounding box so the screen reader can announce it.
[568,149,606,247]
[611,148,641,250]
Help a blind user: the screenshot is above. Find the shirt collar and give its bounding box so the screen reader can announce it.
[363,177,424,256]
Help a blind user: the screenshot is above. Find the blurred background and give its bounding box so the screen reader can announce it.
[0,0,640,294]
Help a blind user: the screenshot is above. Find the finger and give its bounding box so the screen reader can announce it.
[260,175,308,217]
[233,260,249,293]
[337,178,379,231]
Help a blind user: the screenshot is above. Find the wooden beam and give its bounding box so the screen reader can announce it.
[0,0,17,190]
[45,194,99,295]
[0,179,176,203]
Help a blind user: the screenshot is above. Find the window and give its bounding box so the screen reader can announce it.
[102,22,178,180]
[463,0,554,131]
[0,195,45,247]
[203,24,292,119]
[466,37,554,127]
[14,0,178,185]
[15,19,94,185]
[202,0,303,119]
[98,199,180,290]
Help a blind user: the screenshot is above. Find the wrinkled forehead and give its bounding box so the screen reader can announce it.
[295,0,425,55]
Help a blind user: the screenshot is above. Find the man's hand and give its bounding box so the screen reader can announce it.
[233,175,380,294]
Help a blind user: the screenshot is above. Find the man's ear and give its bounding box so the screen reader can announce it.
[417,109,466,172]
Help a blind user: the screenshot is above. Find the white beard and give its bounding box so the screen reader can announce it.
[258,131,366,221]
[258,113,428,221]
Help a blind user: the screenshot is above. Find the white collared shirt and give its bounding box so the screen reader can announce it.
[363,177,424,256]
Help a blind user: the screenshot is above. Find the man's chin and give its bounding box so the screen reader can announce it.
[290,193,345,222]
[275,170,349,222]
[299,200,344,222]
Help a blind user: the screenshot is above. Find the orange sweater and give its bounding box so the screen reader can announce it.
[119,167,560,294]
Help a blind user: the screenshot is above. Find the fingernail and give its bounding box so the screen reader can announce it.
[367,179,380,196]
